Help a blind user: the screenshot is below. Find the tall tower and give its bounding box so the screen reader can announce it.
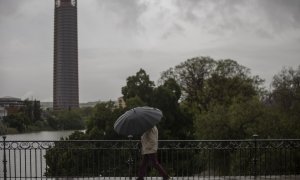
[53,0,79,110]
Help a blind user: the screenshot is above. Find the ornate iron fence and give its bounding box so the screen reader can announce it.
[1,136,300,179]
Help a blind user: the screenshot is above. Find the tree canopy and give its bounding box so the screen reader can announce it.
[44,57,300,177]
[3,56,298,140]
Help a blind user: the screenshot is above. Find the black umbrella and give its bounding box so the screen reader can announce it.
[114,106,163,137]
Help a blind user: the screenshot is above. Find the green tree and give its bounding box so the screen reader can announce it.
[160,57,265,139]
[160,57,264,112]
[269,65,300,138]
[160,57,215,110]
[86,101,123,139]
[44,111,59,129]
[122,68,155,104]
[271,66,300,111]
[33,100,42,122]
[55,110,85,130]
[3,112,29,132]
[125,96,146,109]
[206,60,264,105]
[160,57,263,112]
[0,122,7,135]
[151,78,193,139]
[22,99,42,123]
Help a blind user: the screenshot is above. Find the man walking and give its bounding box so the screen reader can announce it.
[136,126,170,180]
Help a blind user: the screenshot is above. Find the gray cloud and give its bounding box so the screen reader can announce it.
[172,0,300,37]
[0,0,23,17]
[0,0,299,102]
[95,0,147,33]
[175,0,245,22]
[260,0,300,30]
[255,28,274,39]
[161,23,185,39]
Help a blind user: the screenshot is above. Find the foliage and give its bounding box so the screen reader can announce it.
[122,68,155,104]
[54,109,85,130]
[22,99,42,122]
[268,65,300,138]
[86,101,124,140]
[2,99,46,133]
[0,122,7,135]
[271,66,300,111]
[43,112,58,130]
[160,57,264,112]
[3,112,29,132]
[45,57,300,177]
[160,57,265,140]
[194,97,265,139]
[121,69,194,139]
[160,57,215,107]
[125,96,146,109]
[44,140,136,177]
[151,78,194,139]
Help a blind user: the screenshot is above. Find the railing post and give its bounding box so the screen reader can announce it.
[2,136,7,180]
[253,134,258,180]
[127,135,133,180]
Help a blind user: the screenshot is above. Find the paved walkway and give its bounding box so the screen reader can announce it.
[51,176,300,180]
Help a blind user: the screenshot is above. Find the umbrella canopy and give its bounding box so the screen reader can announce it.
[114,106,163,136]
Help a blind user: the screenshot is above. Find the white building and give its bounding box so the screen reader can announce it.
[0,106,7,120]
[114,97,126,109]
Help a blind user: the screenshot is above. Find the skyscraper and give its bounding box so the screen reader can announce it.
[53,0,79,110]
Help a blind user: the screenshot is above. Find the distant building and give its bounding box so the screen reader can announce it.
[41,98,125,110]
[114,97,126,109]
[40,102,53,110]
[0,96,24,116]
[79,101,102,108]
[79,97,126,109]
[0,107,7,120]
[53,0,79,110]
[0,96,23,107]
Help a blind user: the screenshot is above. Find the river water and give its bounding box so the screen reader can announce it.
[0,130,81,179]
[3,130,79,141]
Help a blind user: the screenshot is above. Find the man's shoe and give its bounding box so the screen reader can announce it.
[163,176,171,180]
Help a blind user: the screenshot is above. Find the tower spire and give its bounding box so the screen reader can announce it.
[53,0,79,110]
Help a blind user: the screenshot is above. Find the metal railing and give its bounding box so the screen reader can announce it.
[1,136,300,179]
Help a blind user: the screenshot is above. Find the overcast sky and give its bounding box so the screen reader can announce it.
[0,0,299,102]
